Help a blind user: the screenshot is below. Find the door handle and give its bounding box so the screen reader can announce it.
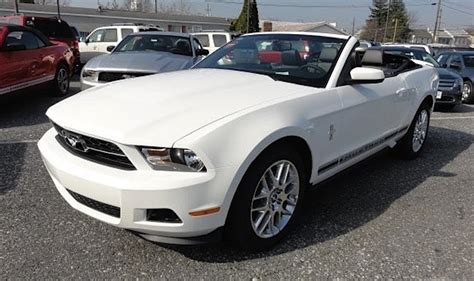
[396,88,406,96]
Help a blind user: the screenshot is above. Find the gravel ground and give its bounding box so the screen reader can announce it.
[0,81,473,279]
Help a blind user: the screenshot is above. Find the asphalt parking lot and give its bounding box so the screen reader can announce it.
[0,80,473,279]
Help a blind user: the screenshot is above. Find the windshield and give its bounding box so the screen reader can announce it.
[194,34,346,88]
[115,34,193,56]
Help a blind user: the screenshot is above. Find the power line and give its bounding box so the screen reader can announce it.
[441,3,474,16]
[204,0,433,9]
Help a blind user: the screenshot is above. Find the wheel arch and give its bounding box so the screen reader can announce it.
[221,129,314,223]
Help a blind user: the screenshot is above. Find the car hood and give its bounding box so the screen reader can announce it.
[437,67,462,80]
[47,69,305,147]
[85,51,195,73]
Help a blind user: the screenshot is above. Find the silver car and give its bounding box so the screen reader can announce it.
[80,32,209,90]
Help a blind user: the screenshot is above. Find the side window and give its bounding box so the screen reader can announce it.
[121,28,134,39]
[436,54,449,66]
[35,35,46,48]
[212,34,227,47]
[88,29,105,43]
[448,55,462,67]
[5,31,39,50]
[103,29,118,42]
[194,34,209,47]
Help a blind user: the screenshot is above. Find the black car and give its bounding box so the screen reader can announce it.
[383,47,464,109]
[436,51,474,104]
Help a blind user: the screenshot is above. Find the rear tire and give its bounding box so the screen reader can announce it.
[394,102,431,159]
[462,80,473,104]
[226,145,307,250]
[51,63,70,97]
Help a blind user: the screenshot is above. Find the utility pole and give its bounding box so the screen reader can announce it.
[56,0,61,20]
[352,17,355,35]
[392,18,398,42]
[246,0,250,33]
[155,0,158,13]
[206,3,211,17]
[383,0,391,43]
[433,0,442,43]
[13,0,19,15]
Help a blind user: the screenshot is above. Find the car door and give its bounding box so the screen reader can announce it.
[335,52,410,166]
[80,28,118,63]
[0,30,39,93]
[80,28,104,63]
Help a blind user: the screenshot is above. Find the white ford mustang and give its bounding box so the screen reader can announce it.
[38,32,438,249]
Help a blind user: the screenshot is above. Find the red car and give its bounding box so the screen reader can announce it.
[0,23,73,96]
[0,16,80,70]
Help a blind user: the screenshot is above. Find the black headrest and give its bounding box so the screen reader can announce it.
[361,48,383,66]
[319,48,338,62]
[281,50,302,66]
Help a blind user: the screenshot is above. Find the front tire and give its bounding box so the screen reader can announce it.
[394,102,431,159]
[51,63,70,97]
[226,146,307,250]
[462,80,473,104]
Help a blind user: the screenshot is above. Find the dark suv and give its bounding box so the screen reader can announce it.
[0,16,80,71]
[436,51,474,104]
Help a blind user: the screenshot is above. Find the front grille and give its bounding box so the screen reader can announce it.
[438,79,455,89]
[53,123,136,170]
[67,189,120,218]
[98,72,151,82]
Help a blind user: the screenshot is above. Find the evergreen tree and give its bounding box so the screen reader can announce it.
[360,0,411,42]
[389,0,411,42]
[230,0,259,33]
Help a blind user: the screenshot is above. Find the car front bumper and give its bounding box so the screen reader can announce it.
[38,128,235,243]
[436,87,462,105]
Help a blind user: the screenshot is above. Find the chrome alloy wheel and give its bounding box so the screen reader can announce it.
[250,160,300,239]
[462,82,471,101]
[412,109,429,152]
[57,67,69,94]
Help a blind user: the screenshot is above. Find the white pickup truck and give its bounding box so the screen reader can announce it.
[39,32,438,250]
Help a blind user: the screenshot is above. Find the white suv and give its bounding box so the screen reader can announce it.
[192,31,234,54]
[79,23,162,64]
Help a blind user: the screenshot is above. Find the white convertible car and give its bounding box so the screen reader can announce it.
[38,32,438,249]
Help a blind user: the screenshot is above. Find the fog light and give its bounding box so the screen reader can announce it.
[146,209,182,223]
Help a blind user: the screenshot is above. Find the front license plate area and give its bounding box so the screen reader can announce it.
[436,91,443,99]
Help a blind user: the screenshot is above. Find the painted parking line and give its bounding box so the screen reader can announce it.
[431,116,474,120]
[0,140,39,144]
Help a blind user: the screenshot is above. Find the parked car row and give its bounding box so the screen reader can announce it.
[355,43,474,109]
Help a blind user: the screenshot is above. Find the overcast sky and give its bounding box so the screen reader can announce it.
[72,0,473,31]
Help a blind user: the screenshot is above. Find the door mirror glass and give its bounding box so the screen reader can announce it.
[449,61,461,70]
[196,48,209,56]
[349,67,385,84]
[106,45,115,52]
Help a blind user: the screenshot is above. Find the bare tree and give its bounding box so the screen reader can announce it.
[159,0,191,15]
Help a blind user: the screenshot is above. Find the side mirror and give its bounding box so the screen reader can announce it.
[2,43,26,52]
[196,49,209,56]
[106,45,115,52]
[449,62,462,70]
[85,38,90,44]
[348,67,385,84]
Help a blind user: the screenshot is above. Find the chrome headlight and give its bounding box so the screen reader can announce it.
[454,78,463,88]
[81,69,98,81]
[140,147,206,172]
